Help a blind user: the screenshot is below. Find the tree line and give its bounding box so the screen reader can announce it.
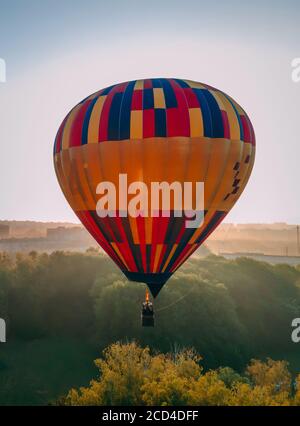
[63,341,300,406]
[0,249,300,404]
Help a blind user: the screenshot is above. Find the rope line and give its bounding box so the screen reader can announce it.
[156,285,196,313]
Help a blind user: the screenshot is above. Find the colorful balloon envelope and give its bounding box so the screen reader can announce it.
[54,78,255,297]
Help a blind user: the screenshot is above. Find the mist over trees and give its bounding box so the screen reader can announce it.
[0,250,300,404]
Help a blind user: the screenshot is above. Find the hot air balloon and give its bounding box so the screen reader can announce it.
[54,78,255,320]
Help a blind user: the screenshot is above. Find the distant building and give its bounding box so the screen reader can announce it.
[0,224,9,239]
[220,252,300,266]
[46,226,87,241]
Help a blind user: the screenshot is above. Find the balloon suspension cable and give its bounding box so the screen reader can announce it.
[156,285,196,313]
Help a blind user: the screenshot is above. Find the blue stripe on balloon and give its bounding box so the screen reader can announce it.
[101,85,114,96]
[226,96,244,140]
[174,79,190,88]
[119,81,135,140]
[194,89,213,137]
[151,78,162,88]
[108,92,123,140]
[143,89,154,109]
[81,96,100,145]
[155,109,166,137]
[201,90,224,138]
[160,79,177,108]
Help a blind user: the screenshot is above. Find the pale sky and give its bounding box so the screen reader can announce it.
[0,0,299,223]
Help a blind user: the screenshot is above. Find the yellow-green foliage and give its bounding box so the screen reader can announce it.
[64,342,300,406]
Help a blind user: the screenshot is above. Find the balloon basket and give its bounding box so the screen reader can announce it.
[142,314,154,327]
[141,290,154,327]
